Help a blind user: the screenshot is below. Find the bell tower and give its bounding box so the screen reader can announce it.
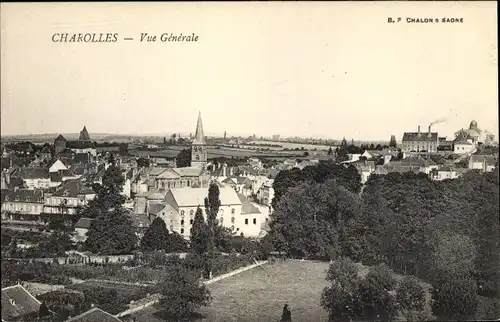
[191,111,207,169]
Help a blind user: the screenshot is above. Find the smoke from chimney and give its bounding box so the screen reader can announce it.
[429,118,446,127]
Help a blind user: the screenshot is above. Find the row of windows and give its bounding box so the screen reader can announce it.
[2,204,43,213]
[157,180,193,189]
[180,208,235,216]
[244,218,257,225]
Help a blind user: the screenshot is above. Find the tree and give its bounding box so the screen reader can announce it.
[203,183,222,278]
[356,276,397,321]
[157,264,212,321]
[328,147,333,155]
[176,149,191,167]
[84,208,138,255]
[141,217,169,252]
[325,257,359,292]
[83,155,138,255]
[38,302,51,319]
[396,277,426,321]
[189,207,209,256]
[364,264,397,292]
[269,180,361,259]
[168,232,189,252]
[431,277,478,320]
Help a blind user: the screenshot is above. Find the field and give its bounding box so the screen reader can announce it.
[129,260,331,322]
[130,146,306,160]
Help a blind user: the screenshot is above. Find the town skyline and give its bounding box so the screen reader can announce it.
[1,2,498,139]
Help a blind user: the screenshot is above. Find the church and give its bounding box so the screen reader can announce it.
[454,120,496,146]
[152,112,210,190]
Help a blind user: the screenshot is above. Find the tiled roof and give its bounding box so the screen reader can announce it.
[55,134,67,142]
[470,155,497,165]
[40,146,52,154]
[373,165,389,175]
[67,307,123,322]
[172,167,203,177]
[1,284,41,321]
[16,167,50,179]
[402,132,438,142]
[52,180,94,197]
[454,140,473,145]
[148,202,167,215]
[237,194,261,214]
[2,189,44,203]
[126,211,150,228]
[75,217,93,229]
[166,187,242,208]
[156,168,181,179]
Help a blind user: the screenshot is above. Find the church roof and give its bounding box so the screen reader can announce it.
[79,126,91,141]
[192,112,207,145]
[55,134,67,142]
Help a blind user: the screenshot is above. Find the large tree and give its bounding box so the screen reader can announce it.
[157,264,212,320]
[396,276,426,321]
[83,154,138,254]
[269,179,361,259]
[431,276,478,320]
[176,149,191,167]
[141,217,170,252]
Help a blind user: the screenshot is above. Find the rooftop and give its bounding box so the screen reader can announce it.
[1,284,41,321]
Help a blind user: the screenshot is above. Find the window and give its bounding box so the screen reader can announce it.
[231,225,235,231]
[231,217,235,223]
[187,181,190,187]
[231,208,235,215]
[181,210,185,217]
[170,225,174,231]
[190,219,193,225]
[253,218,257,225]
[220,217,223,223]
[245,218,248,225]
[181,228,184,234]
[190,210,194,216]
[181,220,184,225]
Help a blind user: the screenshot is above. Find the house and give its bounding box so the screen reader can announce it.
[384,156,438,175]
[67,141,96,157]
[54,134,68,155]
[402,125,439,152]
[43,180,95,214]
[430,165,466,181]
[352,160,376,184]
[1,189,45,220]
[13,167,51,190]
[237,193,262,238]
[1,284,42,322]
[66,307,123,322]
[49,159,68,173]
[469,155,497,172]
[453,140,475,154]
[256,179,274,207]
[73,217,93,242]
[160,187,264,238]
[39,146,52,162]
[221,176,253,197]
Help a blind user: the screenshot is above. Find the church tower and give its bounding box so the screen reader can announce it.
[191,112,207,168]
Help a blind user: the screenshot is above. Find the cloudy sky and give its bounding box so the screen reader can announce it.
[1,2,497,140]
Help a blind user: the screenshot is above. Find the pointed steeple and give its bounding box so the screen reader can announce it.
[79,126,91,141]
[192,112,206,145]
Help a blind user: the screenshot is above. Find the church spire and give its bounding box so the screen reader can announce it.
[79,125,91,141]
[192,111,206,145]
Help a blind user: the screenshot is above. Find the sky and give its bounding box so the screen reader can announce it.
[1,2,498,141]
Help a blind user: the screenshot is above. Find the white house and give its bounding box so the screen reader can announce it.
[43,180,95,214]
[157,187,264,239]
[16,168,51,190]
[453,140,475,154]
[469,155,497,172]
[256,179,274,207]
[1,189,45,220]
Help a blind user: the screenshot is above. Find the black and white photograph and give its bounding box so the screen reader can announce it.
[1,2,498,321]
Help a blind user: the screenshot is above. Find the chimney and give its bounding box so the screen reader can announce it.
[428,125,432,138]
[417,126,421,136]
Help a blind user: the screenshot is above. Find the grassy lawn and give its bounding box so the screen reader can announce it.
[128,260,331,322]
